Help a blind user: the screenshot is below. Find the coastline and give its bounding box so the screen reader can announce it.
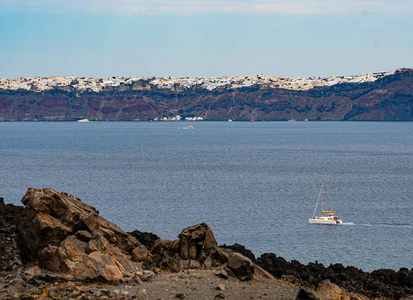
[1,190,412,299]
[1,68,413,122]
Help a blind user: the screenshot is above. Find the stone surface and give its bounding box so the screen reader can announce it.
[220,243,256,263]
[257,254,413,299]
[16,188,141,282]
[317,279,340,292]
[129,230,160,249]
[281,275,300,284]
[296,287,320,300]
[0,198,23,271]
[178,223,218,260]
[131,245,148,262]
[226,252,255,281]
[215,268,229,280]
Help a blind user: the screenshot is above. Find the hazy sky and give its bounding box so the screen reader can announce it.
[1,0,412,78]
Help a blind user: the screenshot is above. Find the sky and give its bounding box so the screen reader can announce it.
[0,0,412,79]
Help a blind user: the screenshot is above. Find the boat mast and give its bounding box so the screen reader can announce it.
[321,173,326,214]
[312,174,326,219]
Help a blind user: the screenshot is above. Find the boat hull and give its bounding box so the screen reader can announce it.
[309,218,342,225]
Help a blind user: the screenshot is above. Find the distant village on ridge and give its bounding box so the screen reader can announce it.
[0,69,398,92]
[0,68,412,122]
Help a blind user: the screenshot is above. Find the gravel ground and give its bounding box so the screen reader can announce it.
[0,269,300,300]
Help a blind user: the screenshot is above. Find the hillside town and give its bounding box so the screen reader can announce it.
[0,69,399,93]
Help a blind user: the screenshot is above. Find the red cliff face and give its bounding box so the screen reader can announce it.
[0,69,412,121]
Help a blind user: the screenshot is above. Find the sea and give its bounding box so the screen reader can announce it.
[1,121,412,272]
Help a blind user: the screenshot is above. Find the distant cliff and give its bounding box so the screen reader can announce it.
[0,68,412,121]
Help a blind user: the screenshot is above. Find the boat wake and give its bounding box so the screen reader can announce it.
[337,222,413,228]
[358,223,413,229]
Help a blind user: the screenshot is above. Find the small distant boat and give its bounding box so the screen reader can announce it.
[77,118,90,123]
[182,125,194,129]
[288,112,296,122]
[228,119,233,122]
[309,174,343,225]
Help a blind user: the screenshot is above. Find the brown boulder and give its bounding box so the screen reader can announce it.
[88,251,123,282]
[178,223,218,260]
[317,279,340,292]
[17,188,141,282]
[227,252,255,281]
[132,245,148,262]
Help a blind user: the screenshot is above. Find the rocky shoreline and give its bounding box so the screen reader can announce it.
[1,188,412,299]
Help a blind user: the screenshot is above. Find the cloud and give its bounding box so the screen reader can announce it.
[1,0,412,15]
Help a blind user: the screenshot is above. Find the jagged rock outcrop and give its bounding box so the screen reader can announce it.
[14,188,271,284]
[17,188,142,282]
[143,222,265,281]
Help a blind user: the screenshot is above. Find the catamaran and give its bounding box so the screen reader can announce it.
[309,174,343,225]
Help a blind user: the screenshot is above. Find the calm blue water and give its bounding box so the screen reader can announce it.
[1,121,412,272]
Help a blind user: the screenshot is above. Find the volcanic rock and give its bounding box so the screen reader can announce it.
[145,223,258,281]
[226,252,254,281]
[11,188,271,286]
[220,243,257,263]
[129,230,160,249]
[256,253,413,299]
[131,244,149,262]
[296,287,320,300]
[178,223,218,260]
[17,188,141,282]
[0,197,23,271]
[317,279,340,292]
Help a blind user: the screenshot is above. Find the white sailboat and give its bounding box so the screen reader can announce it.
[309,174,343,225]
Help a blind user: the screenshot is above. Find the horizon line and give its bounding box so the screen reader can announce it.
[1,0,413,16]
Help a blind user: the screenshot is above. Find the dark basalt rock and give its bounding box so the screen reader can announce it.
[256,253,413,299]
[0,197,24,271]
[129,230,160,249]
[296,287,319,300]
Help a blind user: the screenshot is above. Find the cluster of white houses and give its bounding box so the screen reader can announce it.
[0,69,398,93]
[154,116,204,121]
